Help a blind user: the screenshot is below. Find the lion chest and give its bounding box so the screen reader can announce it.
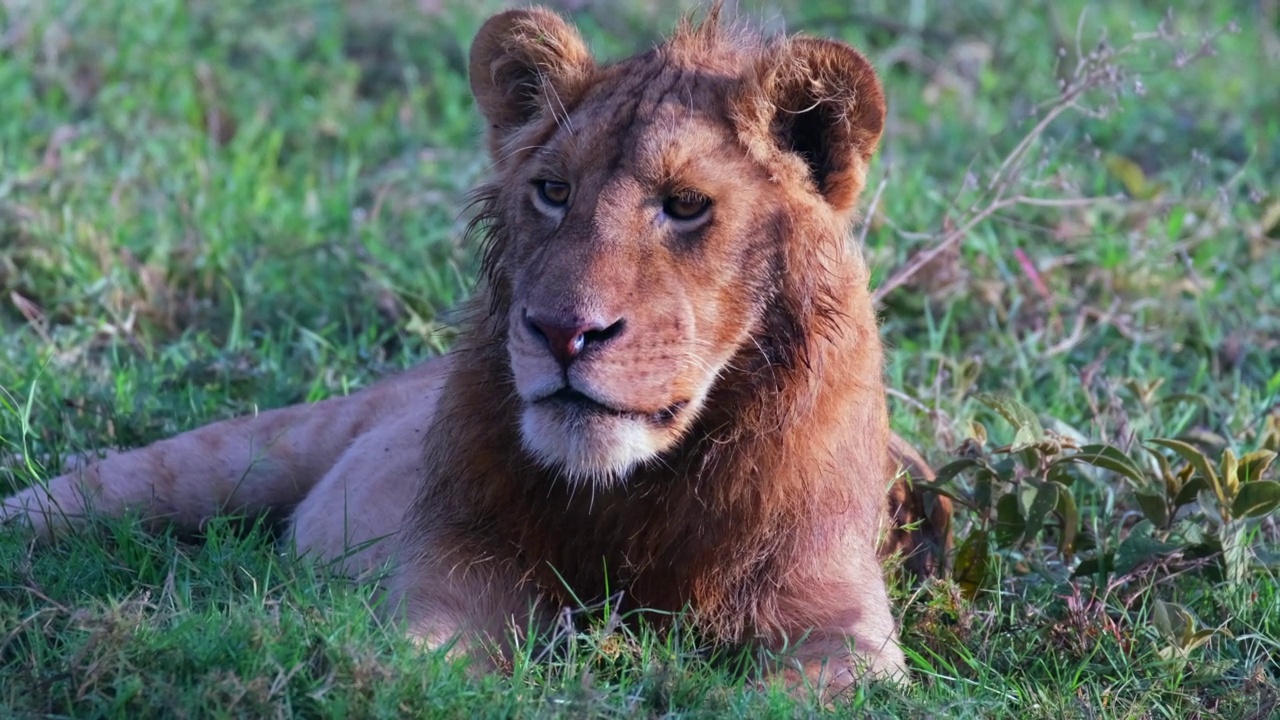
[492,481,782,633]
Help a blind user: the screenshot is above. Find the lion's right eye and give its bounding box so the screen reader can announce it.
[534,180,571,208]
[662,190,711,222]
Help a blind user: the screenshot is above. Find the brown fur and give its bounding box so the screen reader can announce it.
[2,5,950,698]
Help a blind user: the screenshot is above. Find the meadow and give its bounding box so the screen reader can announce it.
[1,0,1277,717]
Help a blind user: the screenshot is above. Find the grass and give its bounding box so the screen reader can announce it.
[1,0,1277,716]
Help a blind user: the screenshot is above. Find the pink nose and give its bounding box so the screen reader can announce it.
[524,311,625,367]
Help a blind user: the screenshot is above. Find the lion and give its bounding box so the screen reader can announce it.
[1,4,950,697]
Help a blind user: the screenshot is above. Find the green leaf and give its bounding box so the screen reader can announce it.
[992,458,1018,480]
[1059,444,1146,485]
[954,530,991,601]
[1232,480,1280,519]
[916,482,974,510]
[933,457,993,485]
[1172,476,1209,509]
[1170,518,1208,546]
[967,420,988,446]
[1143,444,1179,497]
[1135,491,1170,528]
[1047,463,1076,487]
[974,470,994,511]
[1114,520,1180,575]
[1152,599,1194,643]
[1182,628,1223,654]
[1149,438,1223,505]
[1198,488,1227,527]
[1055,482,1079,557]
[1239,450,1277,484]
[1221,449,1240,501]
[994,493,1025,547]
[1017,483,1037,518]
[1022,482,1061,544]
[975,393,1044,450]
[1016,445,1044,470]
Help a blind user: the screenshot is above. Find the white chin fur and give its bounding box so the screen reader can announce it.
[519,404,664,484]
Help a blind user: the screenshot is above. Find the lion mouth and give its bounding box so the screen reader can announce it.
[535,388,687,426]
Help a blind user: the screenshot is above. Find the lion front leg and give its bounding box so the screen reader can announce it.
[765,550,908,699]
[380,533,551,672]
[770,627,907,700]
[287,410,431,577]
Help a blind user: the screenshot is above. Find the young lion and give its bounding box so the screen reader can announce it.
[2,5,949,695]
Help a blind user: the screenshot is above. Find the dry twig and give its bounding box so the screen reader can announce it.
[871,12,1233,306]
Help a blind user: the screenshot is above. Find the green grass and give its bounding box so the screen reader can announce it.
[2,0,1277,717]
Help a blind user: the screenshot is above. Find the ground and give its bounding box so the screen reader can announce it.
[1,0,1277,717]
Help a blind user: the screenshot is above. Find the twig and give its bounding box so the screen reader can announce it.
[855,174,889,247]
[869,7,1214,306]
[871,190,1122,304]
[1044,299,1119,357]
[885,387,930,414]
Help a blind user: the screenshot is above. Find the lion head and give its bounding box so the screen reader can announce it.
[467,6,886,484]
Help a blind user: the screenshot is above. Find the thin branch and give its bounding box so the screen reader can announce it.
[855,174,889,247]
[870,11,1162,306]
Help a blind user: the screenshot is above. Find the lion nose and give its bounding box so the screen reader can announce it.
[524,311,626,367]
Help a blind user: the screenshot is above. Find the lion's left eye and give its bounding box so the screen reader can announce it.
[534,179,571,208]
[663,191,712,222]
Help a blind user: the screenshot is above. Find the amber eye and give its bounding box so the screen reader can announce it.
[663,191,711,221]
[535,180,571,207]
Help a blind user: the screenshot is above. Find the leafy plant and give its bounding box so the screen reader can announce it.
[1150,599,1229,665]
[932,394,1280,597]
[1104,439,1279,586]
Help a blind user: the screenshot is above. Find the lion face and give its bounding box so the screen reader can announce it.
[469,8,886,483]
[503,106,774,480]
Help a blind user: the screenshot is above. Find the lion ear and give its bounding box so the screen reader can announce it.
[743,37,886,213]
[469,8,596,158]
